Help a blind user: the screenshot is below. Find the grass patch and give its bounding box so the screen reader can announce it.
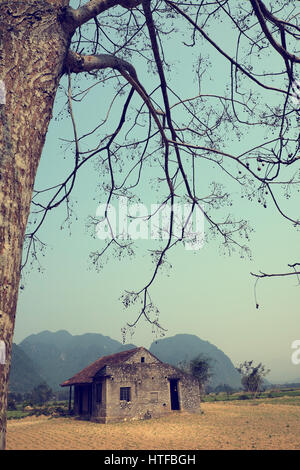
[202,388,300,404]
[253,396,300,406]
[7,410,32,420]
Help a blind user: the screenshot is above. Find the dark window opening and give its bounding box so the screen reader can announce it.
[120,387,131,402]
[96,383,102,403]
[141,357,145,363]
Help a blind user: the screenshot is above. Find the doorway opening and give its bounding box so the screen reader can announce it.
[169,379,180,410]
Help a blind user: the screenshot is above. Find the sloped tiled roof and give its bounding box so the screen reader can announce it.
[60,347,160,387]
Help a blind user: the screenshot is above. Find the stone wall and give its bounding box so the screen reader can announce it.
[102,361,200,423]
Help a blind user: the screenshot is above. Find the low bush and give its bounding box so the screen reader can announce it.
[238,394,250,400]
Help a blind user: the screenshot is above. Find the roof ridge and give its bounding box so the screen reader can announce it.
[60,346,146,387]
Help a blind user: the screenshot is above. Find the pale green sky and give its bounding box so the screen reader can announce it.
[14,2,300,384]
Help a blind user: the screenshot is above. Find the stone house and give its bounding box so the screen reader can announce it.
[60,347,201,423]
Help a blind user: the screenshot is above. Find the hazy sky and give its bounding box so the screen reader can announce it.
[14,2,300,384]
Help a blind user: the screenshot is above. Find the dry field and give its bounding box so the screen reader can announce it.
[6,400,300,450]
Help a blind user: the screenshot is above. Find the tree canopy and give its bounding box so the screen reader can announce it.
[21,0,300,333]
[236,360,270,396]
[178,354,214,392]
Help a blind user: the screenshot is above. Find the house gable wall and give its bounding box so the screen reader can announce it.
[123,349,161,365]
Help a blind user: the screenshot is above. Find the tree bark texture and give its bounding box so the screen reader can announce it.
[0,0,71,449]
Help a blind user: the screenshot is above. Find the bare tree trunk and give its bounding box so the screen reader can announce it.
[0,0,71,449]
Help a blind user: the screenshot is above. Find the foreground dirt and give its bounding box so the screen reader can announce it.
[6,401,300,450]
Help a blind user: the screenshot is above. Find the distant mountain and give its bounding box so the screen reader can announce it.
[149,334,242,389]
[10,330,242,393]
[15,330,136,391]
[9,344,46,393]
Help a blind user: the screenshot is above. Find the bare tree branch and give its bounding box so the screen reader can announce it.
[250,0,300,65]
[65,49,167,140]
[64,0,142,30]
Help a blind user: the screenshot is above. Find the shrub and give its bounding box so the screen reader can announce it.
[238,394,250,400]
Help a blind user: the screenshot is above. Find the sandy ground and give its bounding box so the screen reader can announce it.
[6,401,300,450]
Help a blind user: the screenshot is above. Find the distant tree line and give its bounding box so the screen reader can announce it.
[179,354,273,398]
[7,383,68,410]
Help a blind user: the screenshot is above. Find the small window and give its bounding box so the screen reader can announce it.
[141,357,145,363]
[96,383,102,403]
[120,387,131,402]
